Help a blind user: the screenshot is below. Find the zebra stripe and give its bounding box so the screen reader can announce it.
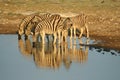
[18,14,35,39]
[33,14,72,44]
[25,13,52,39]
[18,13,52,40]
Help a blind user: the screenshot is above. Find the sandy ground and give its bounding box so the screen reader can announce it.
[0,0,120,50]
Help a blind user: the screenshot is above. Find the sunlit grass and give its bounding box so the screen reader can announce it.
[0,0,119,18]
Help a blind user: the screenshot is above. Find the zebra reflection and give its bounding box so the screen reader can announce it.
[18,38,89,69]
[69,38,88,63]
[18,38,32,57]
[32,42,63,69]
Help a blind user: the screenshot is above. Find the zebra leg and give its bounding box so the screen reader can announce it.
[65,36,67,43]
[63,32,67,43]
[78,28,83,39]
[41,31,45,44]
[85,24,89,39]
[70,28,73,39]
[85,24,89,44]
[46,34,49,43]
[61,31,65,43]
[58,31,61,44]
[61,31,64,43]
[53,33,57,44]
[65,31,68,43]
[73,27,76,39]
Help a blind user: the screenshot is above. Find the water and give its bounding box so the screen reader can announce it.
[0,35,120,80]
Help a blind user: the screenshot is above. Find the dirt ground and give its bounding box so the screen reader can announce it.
[0,0,120,50]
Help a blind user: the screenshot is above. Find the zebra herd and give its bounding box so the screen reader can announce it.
[17,13,89,45]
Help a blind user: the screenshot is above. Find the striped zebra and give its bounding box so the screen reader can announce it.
[70,13,89,39]
[32,14,73,45]
[18,13,51,39]
[18,14,35,39]
[25,13,52,39]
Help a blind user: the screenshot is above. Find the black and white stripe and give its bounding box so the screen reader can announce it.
[33,14,72,44]
[18,13,52,39]
[18,14,35,39]
[25,13,52,39]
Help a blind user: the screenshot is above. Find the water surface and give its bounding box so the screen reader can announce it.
[0,35,120,80]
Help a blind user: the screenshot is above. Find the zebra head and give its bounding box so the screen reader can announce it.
[18,27,24,40]
[31,15,42,25]
[63,17,73,30]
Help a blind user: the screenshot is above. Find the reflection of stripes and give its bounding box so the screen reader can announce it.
[32,44,62,68]
[33,14,72,44]
[70,13,89,39]
[18,38,32,56]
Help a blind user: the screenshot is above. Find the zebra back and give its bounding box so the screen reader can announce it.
[49,14,72,32]
[19,14,35,31]
[49,14,62,31]
[35,15,73,34]
[31,13,52,24]
[35,14,62,34]
[71,13,87,28]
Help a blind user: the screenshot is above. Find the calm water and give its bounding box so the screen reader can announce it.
[0,35,120,80]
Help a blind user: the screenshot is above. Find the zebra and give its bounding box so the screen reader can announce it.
[18,14,35,39]
[18,13,51,40]
[32,14,73,45]
[70,13,89,39]
[25,13,52,39]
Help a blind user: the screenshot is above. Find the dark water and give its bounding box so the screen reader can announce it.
[0,35,120,80]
